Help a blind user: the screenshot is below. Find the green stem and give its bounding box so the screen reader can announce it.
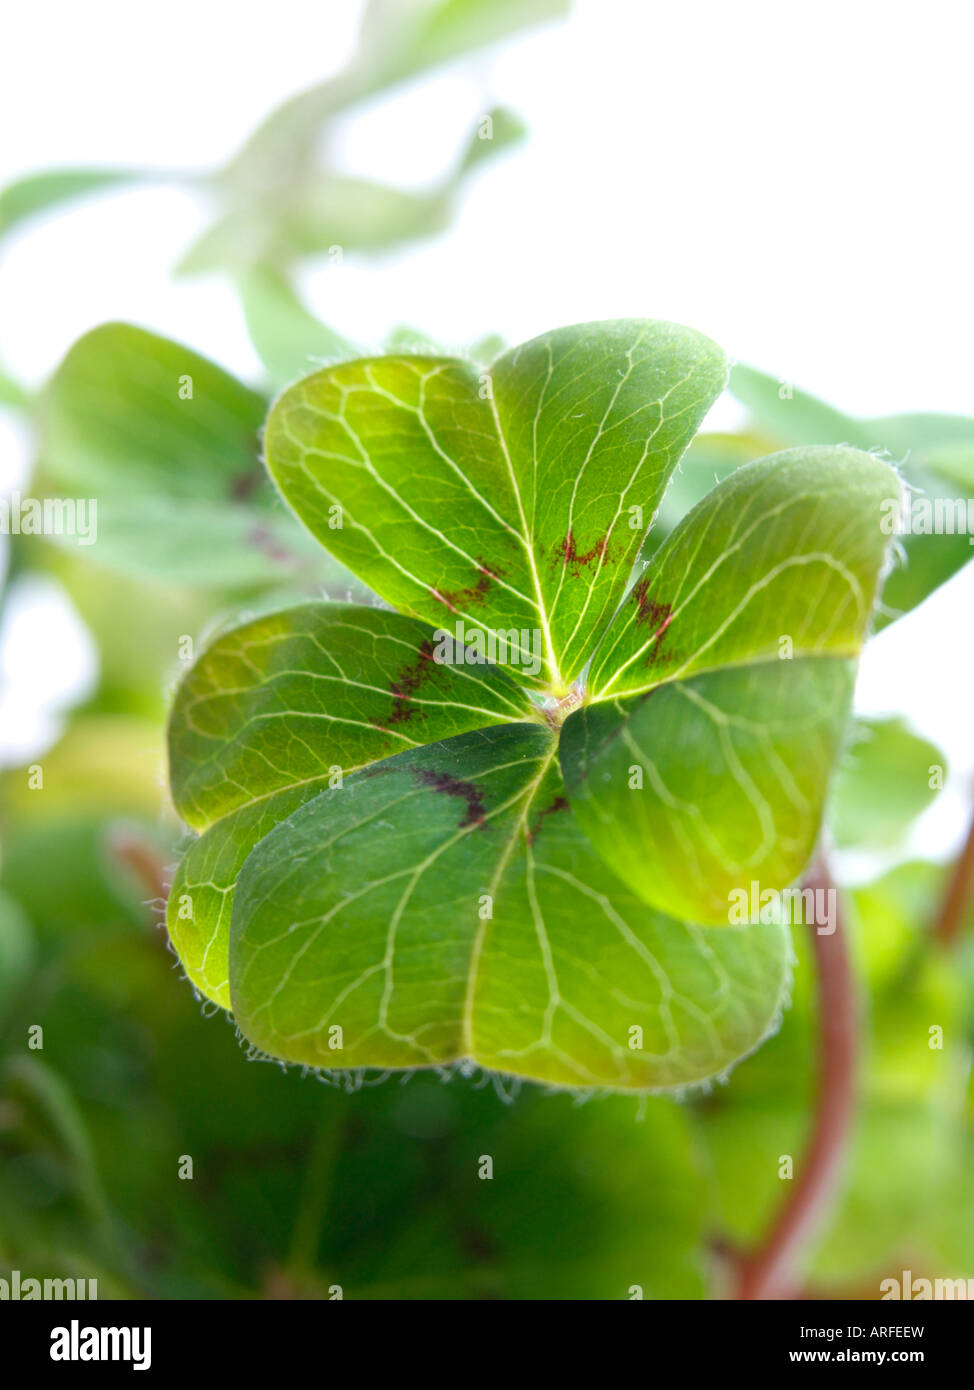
[287,1116,342,1275]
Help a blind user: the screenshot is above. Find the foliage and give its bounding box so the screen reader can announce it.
[163,321,899,1091]
[1,0,972,1302]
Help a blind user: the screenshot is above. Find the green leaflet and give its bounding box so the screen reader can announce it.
[169,791,320,1009]
[230,724,790,1090]
[168,601,528,829]
[166,602,530,1006]
[588,447,900,699]
[561,660,855,924]
[566,447,898,920]
[264,320,727,688]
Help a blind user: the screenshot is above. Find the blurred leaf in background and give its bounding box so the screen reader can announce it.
[237,267,357,391]
[0,168,152,240]
[35,323,358,592]
[644,364,974,628]
[728,363,974,627]
[828,717,946,852]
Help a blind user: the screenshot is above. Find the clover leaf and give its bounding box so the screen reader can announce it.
[167,319,900,1090]
[564,446,899,919]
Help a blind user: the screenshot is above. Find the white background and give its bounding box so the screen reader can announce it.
[0,0,971,863]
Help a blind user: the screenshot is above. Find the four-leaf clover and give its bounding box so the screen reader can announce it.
[167,320,899,1090]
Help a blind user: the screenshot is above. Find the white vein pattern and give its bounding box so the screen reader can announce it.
[266,323,727,688]
[229,728,788,1090]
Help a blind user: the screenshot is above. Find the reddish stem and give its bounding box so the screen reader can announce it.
[932,806,974,949]
[734,859,857,1300]
[107,827,168,933]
